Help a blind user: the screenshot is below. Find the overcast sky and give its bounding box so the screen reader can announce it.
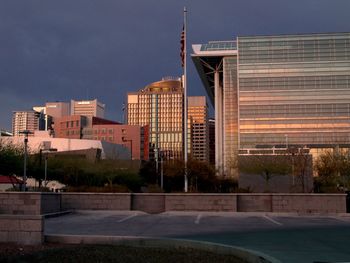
[1,0,350,131]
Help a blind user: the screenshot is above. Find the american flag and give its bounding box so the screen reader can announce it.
[180,25,185,68]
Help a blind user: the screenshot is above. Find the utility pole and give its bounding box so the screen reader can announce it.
[19,130,33,191]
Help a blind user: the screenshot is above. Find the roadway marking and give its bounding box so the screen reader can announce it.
[118,213,138,223]
[262,215,283,226]
[195,214,202,224]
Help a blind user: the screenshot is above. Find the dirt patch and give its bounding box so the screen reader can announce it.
[0,243,248,263]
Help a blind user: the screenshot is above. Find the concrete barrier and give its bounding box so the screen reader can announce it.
[61,193,131,211]
[0,214,44,245]
[166,194,237,212]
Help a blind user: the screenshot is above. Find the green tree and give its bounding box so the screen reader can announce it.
[314,149,350,192]
[239,155,291,192]
[0,141,23,176]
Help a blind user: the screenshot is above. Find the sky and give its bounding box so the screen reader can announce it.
[1,0,350,131]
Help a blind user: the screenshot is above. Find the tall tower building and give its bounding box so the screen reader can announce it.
[192,32,350,176]
[71,99,105,118]
[45,102,70,121]
[12,110,40,136]
[127,77,183,160]
[188,96,209,162]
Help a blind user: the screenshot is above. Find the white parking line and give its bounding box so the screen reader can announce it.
[195,214,202,224]
[118,213,138,223]
[263,215,283,226]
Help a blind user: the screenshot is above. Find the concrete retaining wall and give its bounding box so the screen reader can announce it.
[131,194,165,214]
[41,193,61,214]
[61,193,131,211]
[0,193,41,215]
[0,192,61,215]
[272,194,346,213]
[0,192,346,215]
[237,194,272,212]
[0,215,44,245]
[166,194,237,212]
[237,194,346,213]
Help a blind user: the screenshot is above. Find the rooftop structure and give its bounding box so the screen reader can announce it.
[70,99,105,118]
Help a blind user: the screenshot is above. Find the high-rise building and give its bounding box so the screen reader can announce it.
[188,96,209,162]
[70,99,105,118]
[45,102,70,121]
[192,32,350,176]
[12,110,40,136]
[127,77,184,160]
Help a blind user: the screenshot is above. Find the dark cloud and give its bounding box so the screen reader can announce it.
[1,0,350,130]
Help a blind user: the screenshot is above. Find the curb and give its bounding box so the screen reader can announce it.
[43,210,72,219]
[45,234,281,263]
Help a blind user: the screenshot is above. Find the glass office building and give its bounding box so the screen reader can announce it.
[192,33,350,176]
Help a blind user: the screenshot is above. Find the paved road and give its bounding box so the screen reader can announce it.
[46,211,350,263]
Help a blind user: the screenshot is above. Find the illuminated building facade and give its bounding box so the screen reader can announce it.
[127,77,184,160]
[188,96,209,162]
[71,99,105,118]
[192,32,350,176]
[12,110,40,136]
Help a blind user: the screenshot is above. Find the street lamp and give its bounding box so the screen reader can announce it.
[19,130,33,191]
[122,137,133,160]
[160,150,164,190]
[41,148,57,187]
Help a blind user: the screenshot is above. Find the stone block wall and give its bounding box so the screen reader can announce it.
[61,193,131,210]
[131,194,165,214]
[166,194,237,212]
[0,215,44,245]
[272,194,346,213]
[0,193,41,215]
[237,194,272,212]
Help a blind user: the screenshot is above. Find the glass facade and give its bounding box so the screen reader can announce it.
[223,57,239,171]
[193,32,350,176]
[238,33,350,148]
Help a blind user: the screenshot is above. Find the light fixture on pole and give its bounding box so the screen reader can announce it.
[42,148,57,187]
[181,6,188,192]
[19,130,33,191]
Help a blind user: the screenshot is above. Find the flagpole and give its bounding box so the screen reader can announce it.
[183,6,188,193]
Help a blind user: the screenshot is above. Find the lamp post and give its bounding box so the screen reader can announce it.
[19,130,33,191]
[160,150,164,190]
[122,137,133,160]
[42,148,57,187]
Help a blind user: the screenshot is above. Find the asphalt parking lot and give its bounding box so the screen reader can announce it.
[46,211,350,263]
